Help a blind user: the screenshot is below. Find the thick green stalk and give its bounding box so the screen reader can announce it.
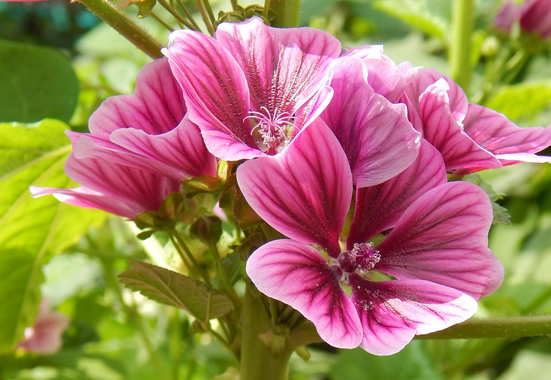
[417,316,551,339]
[78,0,163,59]
[269,0,301,28]
[241,284,292,380]
[449,0,474,93]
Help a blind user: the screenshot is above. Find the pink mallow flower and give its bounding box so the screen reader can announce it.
[31,58,217,219]
[18,300,69,355]
[401,68,551,174]
[519,0,551,40]
[163,17,342,160]
[238,120,503,355]
[495,0,551,40]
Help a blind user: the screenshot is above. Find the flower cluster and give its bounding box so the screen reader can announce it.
[32,17,551,355]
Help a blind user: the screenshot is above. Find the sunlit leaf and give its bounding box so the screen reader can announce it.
[486,83,551,124]
[119,261,233,320]
[0,120,106,353]
[0,40,79,123]
[373,0,451,39]
[465,174,511,225]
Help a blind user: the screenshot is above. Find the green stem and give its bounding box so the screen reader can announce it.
[158,0,199,30]
[270,0,301,28]
[230,0,238,11]
[174,0,203,31]
[101,259,169,379]
[170,309,181,380]
[195,0,215,35]
[449,0,474,93]
[241,284,293,380]
[170,230,212,287]
[417,316,551,339]
[210,244,229,290]
[202,0,216,25]
[150,11,175,32]
[263,0,271,19]
[78,0,163,59]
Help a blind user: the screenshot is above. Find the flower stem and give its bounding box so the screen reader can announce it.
[150,11,175,32]
[241,284,293,380]
[174,0,202,31]
[269,0,301,28]
[195,0,216,35]
[449,0,474,93]
[78,0,164,59]
[158,0,199,31]
[169,230,212,287]
[417,316,551,339]
[230,0,238,11]
[263,0,271,19]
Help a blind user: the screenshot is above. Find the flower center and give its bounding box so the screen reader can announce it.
[245,106,294,153]
[337,242,381,274]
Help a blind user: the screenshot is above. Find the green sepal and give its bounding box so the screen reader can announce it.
[259,324,290,356]
[182,160,232,196]
[294,346,311,362]
[190,215,223,246]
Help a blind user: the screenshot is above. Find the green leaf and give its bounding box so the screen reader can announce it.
[119,261,233,320]
[0,120,107,353]
[485,83,551,123]
[222,250,242,286]
[464,174,511,225]
[0,40,79,123]
[373,0,451,39]
[330,341,442,380]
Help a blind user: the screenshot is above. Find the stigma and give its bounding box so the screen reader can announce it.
[244,106,294,153]
[337,242,381,274]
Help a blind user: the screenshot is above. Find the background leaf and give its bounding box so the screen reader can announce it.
[0,39,79,123]
[0,119,106,353]
[119,261,233,321]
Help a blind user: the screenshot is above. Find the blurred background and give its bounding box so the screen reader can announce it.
[1,0,551,379]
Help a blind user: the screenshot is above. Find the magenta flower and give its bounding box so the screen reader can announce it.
[163,17,342,160]
[494,0,517,33]
[320,56,420,187]
[402,68,551,174]
[31,58,216,218]
[238,120,503,355]
[519,0,551,40]
[18,300,69,355]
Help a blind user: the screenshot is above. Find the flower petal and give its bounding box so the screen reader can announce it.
[164,30,258,160]
[110,115,217,178]
[322,57,420,188]
[89,58,186,137]
[376,181,504,300]
[30,186,139,219]
[247,239,362,349]
[216,17,341,127]
[63,153,180,213]
[419,80,502,173]
[462,103,551,167]
[406,68,468,122]
[237,119,352,256]
[349,275,477,355]
[343,45,410,102]
[73,134,185,181]
[348,140,447,247]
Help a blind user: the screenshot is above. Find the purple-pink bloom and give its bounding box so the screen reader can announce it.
[31,58,217,219]
[18,300,69,355]
[238,120,503,355]
[494,0,517,33]
[402,68,551,174]
[164,17,342,161]
[519,0,551,40]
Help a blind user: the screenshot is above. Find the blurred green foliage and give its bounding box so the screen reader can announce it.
[1,0,551,379]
